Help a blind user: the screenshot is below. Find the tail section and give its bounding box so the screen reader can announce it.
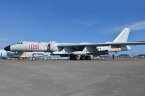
[113,28,130,43]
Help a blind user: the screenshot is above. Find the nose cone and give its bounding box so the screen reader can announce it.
[4,45,11,51]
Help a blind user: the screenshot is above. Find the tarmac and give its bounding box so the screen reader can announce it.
[0,59,145,96]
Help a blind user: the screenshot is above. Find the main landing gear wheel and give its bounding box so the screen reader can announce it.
[69,55,78,60]
[80,56,91,60]
[80,56,86,60]
[85,56,91,60]
[32,57,37,60]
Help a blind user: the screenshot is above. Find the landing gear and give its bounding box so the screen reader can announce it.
[32,57,37,60]
[80,56,86,60]
[80,56,91,60]
[85,56,91,60]
[69,55,92,60]
[69,55,78,60]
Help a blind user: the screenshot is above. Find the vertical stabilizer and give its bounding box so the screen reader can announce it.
[113,28,130,43]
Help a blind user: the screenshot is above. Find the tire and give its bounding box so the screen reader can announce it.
[85,56,91,60]
[70,55,78,60]
[80,56,86,60]
[32,57,36,60]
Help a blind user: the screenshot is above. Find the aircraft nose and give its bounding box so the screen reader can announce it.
[4,45,11,51]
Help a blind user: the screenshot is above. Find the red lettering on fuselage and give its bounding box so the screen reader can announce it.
[29,44,39,50]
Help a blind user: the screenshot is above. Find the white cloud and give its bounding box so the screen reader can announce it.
[127,21,145,31]
[106,20,145,32]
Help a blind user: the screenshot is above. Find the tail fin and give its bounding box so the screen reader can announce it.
[113,28,130,43]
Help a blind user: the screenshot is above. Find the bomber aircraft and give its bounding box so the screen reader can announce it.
[4,28,145,60]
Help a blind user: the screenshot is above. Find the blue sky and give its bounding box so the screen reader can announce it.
[0,0,145,55]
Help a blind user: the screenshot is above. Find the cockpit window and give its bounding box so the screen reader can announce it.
[16,42,23,44]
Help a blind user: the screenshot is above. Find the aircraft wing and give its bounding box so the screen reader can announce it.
[57,41,145,48]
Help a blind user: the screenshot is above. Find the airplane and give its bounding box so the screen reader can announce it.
[4,28,145,60]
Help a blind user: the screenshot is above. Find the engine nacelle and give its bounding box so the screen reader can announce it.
[72,51,90,55]
[109,45,131,52]
[97,46,110,51]
[121,45,132,51]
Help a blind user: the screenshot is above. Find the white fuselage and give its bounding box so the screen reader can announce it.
[10,41,49,52]
[4,41,131,56]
